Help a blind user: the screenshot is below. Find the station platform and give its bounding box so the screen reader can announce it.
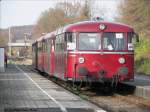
[123,74,150,99]
[0,64,105,112]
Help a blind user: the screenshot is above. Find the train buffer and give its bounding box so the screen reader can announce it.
[0,64,106,112]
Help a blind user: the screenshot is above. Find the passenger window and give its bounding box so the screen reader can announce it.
[55,34,65,52]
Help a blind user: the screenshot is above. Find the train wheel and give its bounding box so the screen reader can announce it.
[76,80,83,91]
[103,83,114,94]
[72,82,78,91]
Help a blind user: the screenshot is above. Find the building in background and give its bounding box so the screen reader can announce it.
[7,25,34,58]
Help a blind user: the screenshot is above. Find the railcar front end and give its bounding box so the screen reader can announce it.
[64,22,138,85]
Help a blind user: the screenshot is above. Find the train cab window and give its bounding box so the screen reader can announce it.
[103,33,125,51]
[78,33,100,50]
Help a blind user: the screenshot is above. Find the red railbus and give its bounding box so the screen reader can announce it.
[32,21,138,86]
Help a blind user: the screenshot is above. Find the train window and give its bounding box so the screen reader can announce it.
[55,35,60,52]
[65,33,76,50]
[55,34,65,52]
[38,42,42,51]
[65,33,76,43]
[78,33,100,50]
[103,32,125,51]
[42,41,45,52]
[127,32,139,50]
[44,40,48,52]
[128,32,133,43]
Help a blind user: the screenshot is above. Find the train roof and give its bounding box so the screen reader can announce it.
[61,21,134,33]
[35,21,134,42]
[34,31,55,43]
[37,36,45,42]
[44,31,56,40]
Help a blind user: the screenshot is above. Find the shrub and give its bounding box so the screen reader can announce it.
[135,39,150,75]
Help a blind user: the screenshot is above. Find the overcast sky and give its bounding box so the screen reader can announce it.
[0,0,120,29]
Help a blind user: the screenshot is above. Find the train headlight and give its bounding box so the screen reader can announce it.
[78,57,85,64]
[118,57,125,64]
[99,24,106,30]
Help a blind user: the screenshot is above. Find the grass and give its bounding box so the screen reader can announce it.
[135,38,150,75]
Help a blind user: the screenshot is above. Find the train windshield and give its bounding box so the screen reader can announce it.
[103,32,125,51]
[78,33,100,50]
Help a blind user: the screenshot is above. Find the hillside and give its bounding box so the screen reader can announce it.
[0,25,34,46]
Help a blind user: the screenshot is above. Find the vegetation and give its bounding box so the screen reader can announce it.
[117,0,150,75]
[135,39,150,74]
[33,1,90,39]
[0,29,8,47]
[33,0,150,74]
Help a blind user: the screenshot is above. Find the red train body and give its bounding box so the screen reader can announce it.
[32,21,138,85]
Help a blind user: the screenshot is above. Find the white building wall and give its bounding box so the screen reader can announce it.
[0,48,5,72]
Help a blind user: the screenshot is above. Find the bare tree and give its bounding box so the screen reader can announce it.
[33,1,91,39]
[117,0,150,38]
[0,29,8,46]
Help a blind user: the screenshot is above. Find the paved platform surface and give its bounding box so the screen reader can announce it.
[123,74,150,99]
[0,64,105,112]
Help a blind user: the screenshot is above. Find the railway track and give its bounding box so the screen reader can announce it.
[48,75,150,112]
[22,65,150,112]
[89,92,150,112]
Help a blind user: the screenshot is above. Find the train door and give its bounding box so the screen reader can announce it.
[37,42,40,70]
[32,43,35,68]
[38,41,44,71]
[47,38,52,75]
[54,33,66,80]
[65,32,76,79]
[41,40,45,72]
[61,34,67,79]
[35,42,38,69]
[43,39,49,73]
